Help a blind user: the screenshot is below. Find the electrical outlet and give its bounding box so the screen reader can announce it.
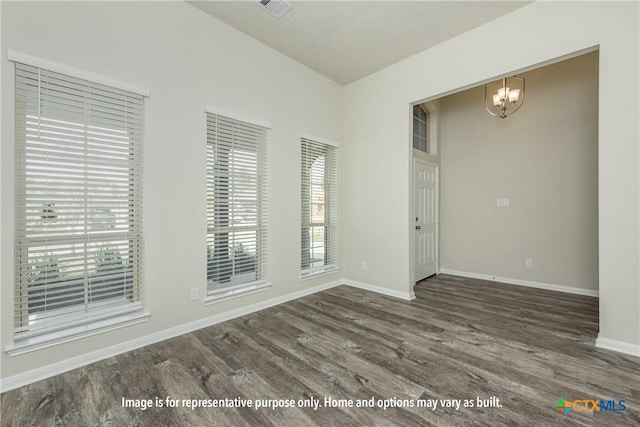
[525,259,533,268]
[361,261,367,270]
[190,287,200,301]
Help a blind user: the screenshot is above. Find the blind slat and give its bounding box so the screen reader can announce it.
[14,62,145,339]
[206,112,268,294]
[301,138,338,275]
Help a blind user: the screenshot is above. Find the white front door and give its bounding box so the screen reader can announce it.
[414,160,438,281]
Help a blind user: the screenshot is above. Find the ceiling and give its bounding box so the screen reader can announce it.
[188,1,531,85]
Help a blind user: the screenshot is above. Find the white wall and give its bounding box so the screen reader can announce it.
[343,2,639,349]
[439,52,599,292]
[1,1,342,381]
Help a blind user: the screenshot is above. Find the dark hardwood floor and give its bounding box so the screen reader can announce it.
[2,274,639,426]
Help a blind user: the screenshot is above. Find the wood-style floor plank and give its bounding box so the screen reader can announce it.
[2,274,639,426]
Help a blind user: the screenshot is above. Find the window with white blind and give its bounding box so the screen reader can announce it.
[301,137,337,277]
[206,111,269,300]
[13,59,146,343]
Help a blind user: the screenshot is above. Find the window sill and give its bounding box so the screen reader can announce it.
[300,266,340,281]
[5,311,150,357]
[204,280,271,305]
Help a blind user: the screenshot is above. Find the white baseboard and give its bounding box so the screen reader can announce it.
[596,335,640,357]
[343,279,416,301]
[438,268,599,297]
[0,278,417,393]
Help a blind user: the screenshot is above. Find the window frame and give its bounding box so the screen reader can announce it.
[300,136,338,279]
[204,108,270,303]
[9,52,149,351]
[413,104,429,153]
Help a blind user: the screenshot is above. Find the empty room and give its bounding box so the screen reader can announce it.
[1,1,638,426]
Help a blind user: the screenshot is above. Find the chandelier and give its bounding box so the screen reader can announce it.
[485,76,525,119]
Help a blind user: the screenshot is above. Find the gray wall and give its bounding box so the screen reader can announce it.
[439,52,599,291]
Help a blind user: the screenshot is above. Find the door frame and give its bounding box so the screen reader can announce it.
[412,157,439,283]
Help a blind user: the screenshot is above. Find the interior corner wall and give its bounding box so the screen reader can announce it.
[439,52,599,292]
[342,1,639,348]
[0,1,342,382]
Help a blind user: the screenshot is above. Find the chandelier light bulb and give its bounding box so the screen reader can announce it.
[508,89,520,103]
[497,87,509,101]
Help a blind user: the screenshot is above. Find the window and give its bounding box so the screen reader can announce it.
[413,105,429,153]
[206,112,268,299]
[301,138,337,277]
[13,61,145,340]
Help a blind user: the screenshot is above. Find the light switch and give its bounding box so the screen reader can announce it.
[496,198,510,207]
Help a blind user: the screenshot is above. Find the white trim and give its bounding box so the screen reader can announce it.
[204,106,272,129]
[13,302,145,341]
[438,268,599,297]
[0,278,419,393]
[299,133,340,148]
[7,50,150,97]
[595,334,640,357]
[412,149,438,164]
[300,265,339,281]
[343,279,416,301]
[204,281,272,305]
[5,312,151,357]
[414,156,439,169]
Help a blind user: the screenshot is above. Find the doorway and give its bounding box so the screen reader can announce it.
[410,50,598,296]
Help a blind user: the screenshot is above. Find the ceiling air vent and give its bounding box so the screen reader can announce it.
[257,0,293,18]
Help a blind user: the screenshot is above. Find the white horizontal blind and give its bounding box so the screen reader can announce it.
[14,62,145,338]
[206,113,268,294]
[301,138,337,275]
